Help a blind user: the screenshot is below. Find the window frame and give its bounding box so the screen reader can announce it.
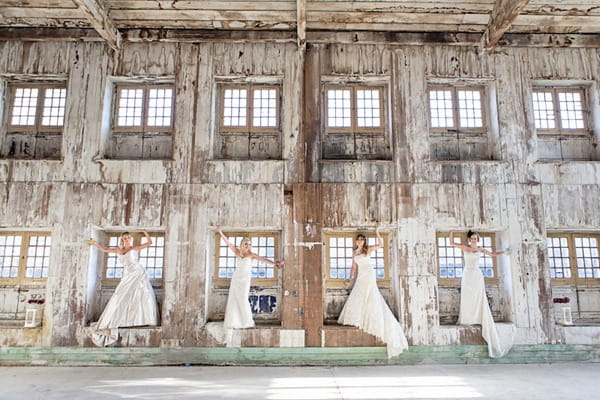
[324,84,386,135]
[547,232,600,285]
[531,87,589,136]
[213,231,281,287]
[218,83,281,135]
[427,85,487,135]
[324,232,390,288]
[436,231,499,286]
[6,82,67,134]
[101,231,165,286]
[111,83,175,135]
[0,231,52,285]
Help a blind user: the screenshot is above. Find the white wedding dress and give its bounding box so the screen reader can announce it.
[207,256,254,345]
[459,251,514,358]
[91,250,158,347]
[338,253,409,358]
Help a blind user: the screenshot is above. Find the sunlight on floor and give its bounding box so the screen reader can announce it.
[85,374,483,399]
[267,376,483,400]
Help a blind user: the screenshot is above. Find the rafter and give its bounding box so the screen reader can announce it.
[480,0,530,49]
[72,0,121,50]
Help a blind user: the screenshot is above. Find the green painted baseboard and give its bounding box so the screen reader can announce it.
[1,345,599,367]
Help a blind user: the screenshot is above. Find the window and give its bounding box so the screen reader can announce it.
[102,232,165,284]
[322,84,390,160]
[2,83,66,159]
[214,232,281,286]
[547,233,600,283]
[0,232,51,284]
[436,232,498,285]
[532,88,588,135]
[216,83,281,159]
[325,86,384,134]
[428,86,486,134]
[108,83,174,159]
[325,233,389,288]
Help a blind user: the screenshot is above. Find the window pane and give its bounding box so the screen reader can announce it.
[116,88,144,127]
[574,236,600,280]
[558,91,585,130]
[223,89,247,127]
[139,234,165,281]
[11,88,39,126]
[429,90,454,128]
[327,89,352,128]
[252,89,278,128]
[328,235,354,280]
[437,235,463,279]
[147,88,173,127]
[41,88,67,126]
[356,89,382,128]
[457,90,483,128]
[547,236,570,280]
[0,234,21,279]
[532,91,556,130]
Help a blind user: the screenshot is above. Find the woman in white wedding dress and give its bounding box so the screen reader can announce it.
[207,226,283,345]
[338,226,408,358]
[450,230,513,358]
[88,231,158,347]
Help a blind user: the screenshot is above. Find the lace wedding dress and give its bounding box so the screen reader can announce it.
[338,253,409,358]
[91,250,158,347]
[206,256,254,345]
[459,251,514,358]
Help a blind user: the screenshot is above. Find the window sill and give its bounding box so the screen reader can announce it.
[318,159,393,164]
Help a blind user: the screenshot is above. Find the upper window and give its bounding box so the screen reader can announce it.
[322,83,390,160]
[219,85,280,133]
[547,233,600,283]
[532,88,588,135]
[2,83,66,159]
[436,232,498,285]
[107,83,174,159]
[325,232,389,288]
[216,83,282,159]
[213,231,281,286]
[102,232,165,285]
[428,86,486,134]
[325,86,384,135]
[0,232,51,284]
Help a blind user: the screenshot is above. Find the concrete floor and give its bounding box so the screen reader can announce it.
[1,363,598,400]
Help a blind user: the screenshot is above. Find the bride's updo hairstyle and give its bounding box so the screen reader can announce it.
[467,230,478,241]
[355,234,369,255]
[119,232,132,249]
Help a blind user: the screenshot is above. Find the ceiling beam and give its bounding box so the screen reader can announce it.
[480,0,530,50]
[72,0,121,50]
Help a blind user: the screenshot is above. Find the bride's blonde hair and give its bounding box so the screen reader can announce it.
[355,234,369,255]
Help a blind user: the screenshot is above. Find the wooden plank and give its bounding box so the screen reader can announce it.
[72,0,122,50]
[481,0,530,49]
[297,0,306,46]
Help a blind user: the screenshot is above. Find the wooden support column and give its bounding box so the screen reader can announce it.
[299,183,323,347]
[281,185,303,329]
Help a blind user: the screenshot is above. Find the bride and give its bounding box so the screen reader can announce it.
[206,226,283,345]
[338,226,408,358]
[88,230,158,346]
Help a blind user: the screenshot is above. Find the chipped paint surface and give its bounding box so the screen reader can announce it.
[0,39,599,352]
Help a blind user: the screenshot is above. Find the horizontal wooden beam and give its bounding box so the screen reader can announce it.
[0,27,599,48]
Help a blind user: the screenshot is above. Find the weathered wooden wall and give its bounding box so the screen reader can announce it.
[1,38,599,351]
